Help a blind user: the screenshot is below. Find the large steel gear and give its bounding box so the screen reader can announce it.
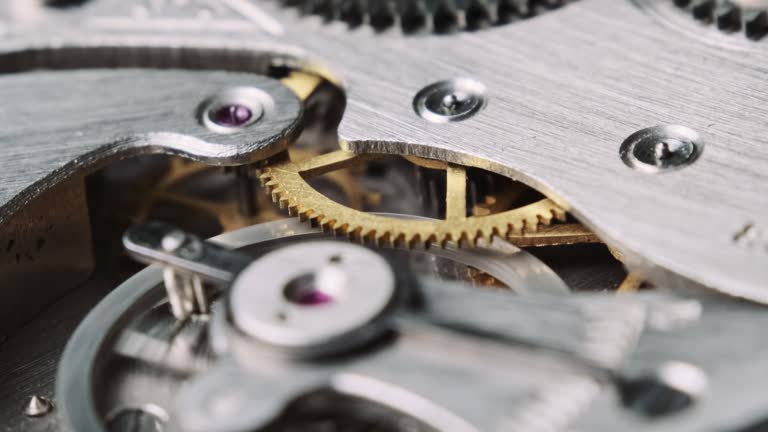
[673,0,768,39]
[260,150,581,247]
[280,0,580,33]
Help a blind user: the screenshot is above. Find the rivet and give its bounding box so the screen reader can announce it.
[620,125,703,173]
[414,78,486,123]
[24,395,53,417]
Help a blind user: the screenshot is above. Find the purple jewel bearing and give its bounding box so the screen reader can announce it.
[199,87,274,134]
[209,104,253,127]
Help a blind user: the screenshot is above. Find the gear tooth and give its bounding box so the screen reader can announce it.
[406,234,420,249]
[392,233,407,248]
[438,233,452,248]
[339,0,365,28]
[400,1,428,33]
[422,234,436,250]
[553,206,567,222]
[298,210,313,222]
[278,196,290,209]
[670,0,768,39]
[346,226,362,241]
[321,219,337,232]
[466,0,493,30]
[527,217,541,233]
[498,0,528,22]
[716,3,741,31]
[463,231,477,247]
[455,231,469,248]
[360,229,375,243]
[508,222,522,236]
[488,227,508,240]
[258,170,273,182]
[473,229,486,245]
[525,224,536,234]
[369,0,396,32]
[691,0,716,22]
[285,0,577,34]
[377,232,393,248]
[308,214,323,228]
[745,10,768,39]
[286,200,299,214]
[357,229,371,245]
[334,223,350,236]
[433,1,459,34]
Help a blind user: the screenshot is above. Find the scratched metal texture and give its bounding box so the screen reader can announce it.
[0,0,766,302]
[0,68,301,225]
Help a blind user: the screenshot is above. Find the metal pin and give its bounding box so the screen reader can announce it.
[192,275,209,315]
[235,166,258,217]
[24,395,53,417]
[123,222,253,321]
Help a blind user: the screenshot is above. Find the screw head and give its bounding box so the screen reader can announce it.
[161,230,187,252]
[620,125,703,173]
[24,395,53,417]
[414,78,486,123]
[161,230,204,260]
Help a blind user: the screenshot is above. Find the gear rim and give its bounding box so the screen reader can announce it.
[279,0,581,34]
[260,150,570,247]
[672,0,768,40]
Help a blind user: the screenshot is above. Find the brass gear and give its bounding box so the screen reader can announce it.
[260,149,574,247]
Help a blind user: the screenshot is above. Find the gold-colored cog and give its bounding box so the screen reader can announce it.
[132,70,373,234]
[133,148,367,233]
[260,150,574,248]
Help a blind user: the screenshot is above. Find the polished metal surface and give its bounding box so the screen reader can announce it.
[413,78,487,123]
[51,220,768,432]
[230,241,397,352]
[0,69,301,226]
[57,219,570,432]
[1,1,767,431]
[125,222,252,284]
[0,0,765,302]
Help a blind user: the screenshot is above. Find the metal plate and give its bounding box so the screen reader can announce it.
[0,0,766,301]
[0,68,301,225]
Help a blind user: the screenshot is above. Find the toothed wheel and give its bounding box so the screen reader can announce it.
[674,0,768,39]
[259,150,569,248]
[280,0,580,34]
